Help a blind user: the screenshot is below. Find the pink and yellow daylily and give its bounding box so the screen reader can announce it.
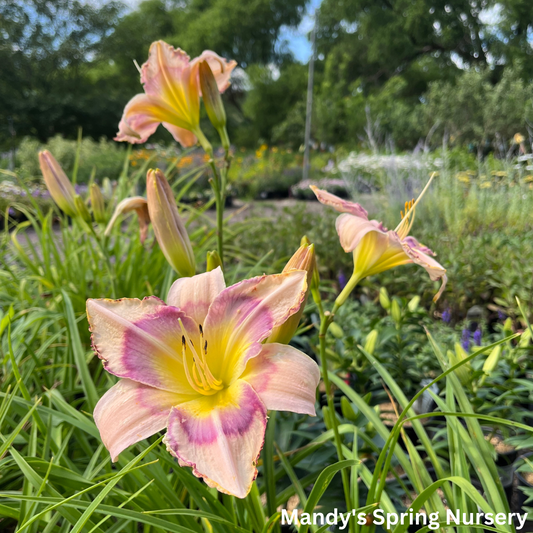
[311,180,447,302]
[115,40,236,148]
[87,267,319,498]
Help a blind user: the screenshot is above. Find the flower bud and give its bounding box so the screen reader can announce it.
[199,60,229,150]
[503,317,513,337]
[483,345,501,375]
[329,322,344,339]
[206,250,223,271]
[74,195,92,224]
[341,396,359,422]
[364,329,378,355]
[267,241,316,344]
[408,295,420,312]
[379,287,390,310]
[450,344,471,386]
[391,299,402,325]
[146,169,196,277]
[105,197,151,243]
[90,183,106,224]
[39,150,78,217]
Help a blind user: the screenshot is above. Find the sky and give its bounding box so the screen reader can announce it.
[118,0,322,64]
[278,0,322,63]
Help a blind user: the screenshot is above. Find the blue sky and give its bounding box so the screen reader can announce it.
[279,0,322,63]
[119,0,323,64]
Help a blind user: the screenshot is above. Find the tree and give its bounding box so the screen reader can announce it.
[0,0,123,147]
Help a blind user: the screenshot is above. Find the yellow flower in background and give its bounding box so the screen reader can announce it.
[311,176,447,304]
[456,172,471,184]
[514,133,525,144]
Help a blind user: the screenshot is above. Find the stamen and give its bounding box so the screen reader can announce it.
[178,318,223,392]
[394,172,436,235]
[181,335,209,395]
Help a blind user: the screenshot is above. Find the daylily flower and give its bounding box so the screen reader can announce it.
[105,197,151,243]
[146,169,196,277]
[115,41,236,149]
[39,150,78,218]
[87,267,320,498]
[311,180,447,302]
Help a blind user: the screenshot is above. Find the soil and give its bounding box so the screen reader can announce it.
[379,402,427,428]
[523,472,533,486]
[485,434,515,454]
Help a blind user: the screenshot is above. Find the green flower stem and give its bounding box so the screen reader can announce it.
[197,126,226,267]
[333,271,361,314]
[319,313,352,515]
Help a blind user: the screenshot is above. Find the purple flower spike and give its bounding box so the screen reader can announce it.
[473,328,482,346]
[442,308,452,324]
[461,328,470,351]
[338,271,347,290]
[498,310,506,321]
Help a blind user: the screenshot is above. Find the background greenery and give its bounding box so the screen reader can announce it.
[2,0,533,152]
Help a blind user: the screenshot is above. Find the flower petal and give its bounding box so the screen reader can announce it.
[164,380,266,498]
[242,343,319,416]
[310,186,368,218]
[94,378,187,462]
[191,50,237,93]
[115,94,192,144]
[336,213,387,253]
[203,271,307,384]
[87,297,198,394]
[104,197,150,243]
[401,239,447,301]
[166,267,226,325]
[162,123,198,147]
[141,41,199,128]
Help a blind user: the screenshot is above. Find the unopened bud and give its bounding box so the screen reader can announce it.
[379,287,390,310]
[39,150,77,217]
[364,329,378,355]
[329,322,344,339]
[503,317,513,337]
[450,344,471,385]
[75,195,91,224]
[391,299,402,324]
[408,295,420,312]
[199,60,229,149]
[206,250,223,271]
[483,345,501,375]
[341,396,358,422]
[147,169,196,277]
[90,183,106,223]
[267,241,316,344]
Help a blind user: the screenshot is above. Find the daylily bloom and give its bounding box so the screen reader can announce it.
[87,267,320,498]
[267,240,316,344]
[105,196,151,243]
[146,169,196,277]
[115,41,236,149]
[39,150,78,218]
[311,180,447,302]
